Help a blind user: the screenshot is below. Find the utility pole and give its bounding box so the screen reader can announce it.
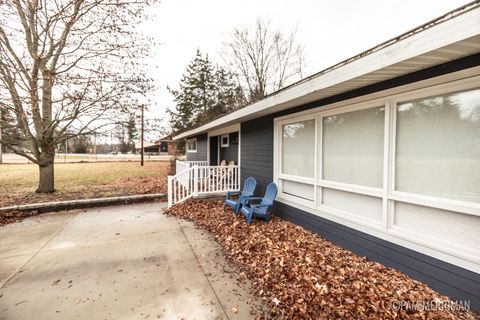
[94,133,97,162]
[140,104,144,167]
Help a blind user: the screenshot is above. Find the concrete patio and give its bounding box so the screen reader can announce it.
[0,203,259,320]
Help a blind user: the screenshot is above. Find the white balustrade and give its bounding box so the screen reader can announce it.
[186,161,208,168]
[175,160,188,175]
[168,164,240,207]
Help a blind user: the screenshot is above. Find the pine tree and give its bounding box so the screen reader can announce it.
[0,107,22,152]
[126,115,138,153]
[211,68,245,121]
[168,50,245,135]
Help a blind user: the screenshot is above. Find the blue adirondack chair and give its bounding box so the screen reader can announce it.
[240,182,278,224]
[224,177,257,214]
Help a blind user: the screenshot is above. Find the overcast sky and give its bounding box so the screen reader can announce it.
[140,0,469,129]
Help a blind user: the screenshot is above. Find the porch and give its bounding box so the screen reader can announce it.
[168,160,240,207]
[168,125,241,207]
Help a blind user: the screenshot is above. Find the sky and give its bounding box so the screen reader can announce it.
[140,0,470,130]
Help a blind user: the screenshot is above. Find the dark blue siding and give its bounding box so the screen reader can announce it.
[220,132,239,164]
[274,202,480,311]
[241,117,274,196]
[240,53,480,311]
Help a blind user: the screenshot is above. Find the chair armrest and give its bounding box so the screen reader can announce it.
[251,202,272,209]
[242,197,263,206]
[226,191,241,200]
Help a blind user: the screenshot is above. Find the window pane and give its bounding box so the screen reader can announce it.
[187,139,196,151]
[322,188,383,222]
[282,180,314,201]
[396,89,480,203]
[323,107,384,187]
[394,202,480,252]
[282,120,315,178]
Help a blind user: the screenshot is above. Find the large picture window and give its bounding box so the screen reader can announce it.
[396,88,480,203]
[323,107,385,188]
[282,119,315,178]
[274,77,480,270]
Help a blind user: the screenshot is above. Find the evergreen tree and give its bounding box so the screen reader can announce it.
[168,50,245,135]
[127,115,138,153]
[0,107,22,152]
[69,136,92,154]
[211,68,246,120]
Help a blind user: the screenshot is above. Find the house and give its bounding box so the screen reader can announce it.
[169,2,480,311]
[135,135,176,155]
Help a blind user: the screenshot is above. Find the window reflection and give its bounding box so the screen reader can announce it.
[282,120,315,178]
[396,88,480,203]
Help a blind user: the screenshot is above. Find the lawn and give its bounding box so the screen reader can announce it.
[0,161,169,208]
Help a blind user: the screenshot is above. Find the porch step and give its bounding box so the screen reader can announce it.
[193,192,228,199]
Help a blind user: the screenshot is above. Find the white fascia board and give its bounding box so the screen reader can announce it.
[173,6,480,141]
[207,123,240,137]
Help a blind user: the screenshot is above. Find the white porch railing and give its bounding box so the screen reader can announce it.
[168,165,240,207]
[175,160,208,175]
[175,160,209,188]
[175,160,188,175]
[186,160,209,168]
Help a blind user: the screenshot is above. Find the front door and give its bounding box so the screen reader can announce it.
[209,136,218,165]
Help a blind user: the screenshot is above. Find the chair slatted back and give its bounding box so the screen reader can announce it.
[261,183,278,207]
[241,177,256,198]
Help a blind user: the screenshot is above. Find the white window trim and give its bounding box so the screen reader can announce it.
[273,74,480,273]
[220,134,229,147]
[186,138,197,153]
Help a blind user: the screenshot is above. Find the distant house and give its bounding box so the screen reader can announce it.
[168,3,480,311]
[135,135,176,155]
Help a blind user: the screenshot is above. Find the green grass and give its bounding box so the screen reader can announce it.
[0,162,169,206]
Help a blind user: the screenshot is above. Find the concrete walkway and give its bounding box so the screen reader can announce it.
[0,203,260,320]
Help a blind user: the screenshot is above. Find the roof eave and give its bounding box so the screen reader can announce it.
[173,2,480,141]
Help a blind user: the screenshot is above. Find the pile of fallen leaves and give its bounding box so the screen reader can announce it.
[0,210,37,226]
[165,199,478,320]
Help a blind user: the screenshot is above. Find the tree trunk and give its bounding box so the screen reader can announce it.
[36,160,55,193]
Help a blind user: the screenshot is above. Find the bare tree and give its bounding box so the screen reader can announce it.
[222,18,305,103]
[0,0,157,192]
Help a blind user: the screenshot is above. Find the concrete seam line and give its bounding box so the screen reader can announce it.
[173,216,231,320]
[0,211,80,289]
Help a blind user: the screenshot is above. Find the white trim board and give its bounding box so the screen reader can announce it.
[174,5,480,141]
[272,69,480,122]
[207,123,240,137]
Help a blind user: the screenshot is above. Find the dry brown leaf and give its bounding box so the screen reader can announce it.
[165,199,479,320]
